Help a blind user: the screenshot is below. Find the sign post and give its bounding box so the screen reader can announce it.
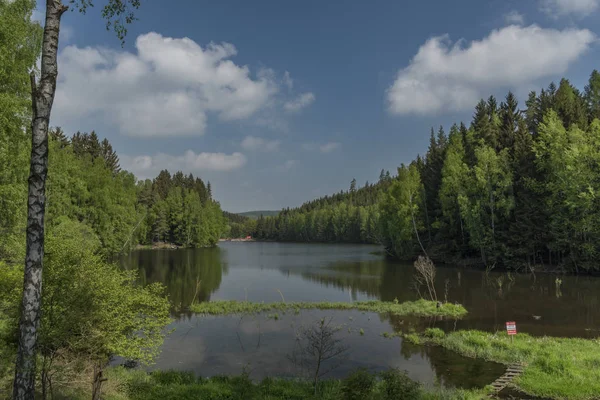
[506,321,517,342]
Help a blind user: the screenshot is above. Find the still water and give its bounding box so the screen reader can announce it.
[120,242,600,387]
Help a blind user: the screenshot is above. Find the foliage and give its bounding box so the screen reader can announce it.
[250,177,388,244]
[2,125,227,257]
[378,163,426,259]
[0,218,171,392]
[244,70,600,272]
[237,210,281,219]
[341,368,375,400]
[140,170,226,247]
[222,212,257,238]
[47,367,491,400]
[0,0,42,262]
[190,299,467,318]
[380,369,421,400]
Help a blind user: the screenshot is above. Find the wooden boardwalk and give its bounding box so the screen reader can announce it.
[489,364,524,396]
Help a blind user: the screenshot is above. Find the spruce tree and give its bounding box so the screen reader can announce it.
[584,70,600,121]
[100,138,120,174]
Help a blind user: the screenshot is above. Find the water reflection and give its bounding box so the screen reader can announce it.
[288,255,600,337]
[150,310,503,387]
[122,242,600,336]
[121,247,228,317]
[120,242,600,384]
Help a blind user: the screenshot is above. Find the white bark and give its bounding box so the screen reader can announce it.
[13,1,68,399]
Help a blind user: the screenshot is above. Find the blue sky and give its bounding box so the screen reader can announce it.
[42,0,600,212]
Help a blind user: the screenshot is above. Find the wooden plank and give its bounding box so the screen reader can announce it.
[488,364,524,397]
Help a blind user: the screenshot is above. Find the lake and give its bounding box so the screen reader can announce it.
[120,242,600,388]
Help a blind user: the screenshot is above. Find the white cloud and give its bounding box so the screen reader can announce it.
[52,33,280,136]
[120,150,247,179]
[304,141,341,153]
[387,25,595,115]
[240,135,280,152]
[504,11,525,25]
[283,71,293,90]
[31,8,44,23]
[284,92,316,112]
[540,0,599,17]
[60,25,74,43]
[277,160,296,171]
[319,142,340,153]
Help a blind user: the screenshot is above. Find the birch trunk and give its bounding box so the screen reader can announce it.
[13,1,67,398]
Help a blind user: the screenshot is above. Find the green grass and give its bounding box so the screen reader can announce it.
[53,368,490,400]
[190,299,467,319]
[411,329,600,400]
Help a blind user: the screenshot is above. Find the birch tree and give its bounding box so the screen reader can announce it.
[14,1,141,398]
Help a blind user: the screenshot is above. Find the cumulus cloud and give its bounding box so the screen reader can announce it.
[540,0,599,16]
[120,150,247,179]
[60,25,74,43]
[52,33,280,136]
[504,11,525,24]
[30,8,44,23]
[277,160,297,171]
[319,142,340,153]
[284,92,316,112]
[240,135,280,152]
[283,71,293,90]
[387,25,595,115]
[303,142,341,153]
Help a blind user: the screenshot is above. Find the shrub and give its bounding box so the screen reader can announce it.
[229,372,256,398]
[341,368,375,400]
[380,369,420,400]
[0,218,172,395]
[151,370,197,385]
[424,328,445,340]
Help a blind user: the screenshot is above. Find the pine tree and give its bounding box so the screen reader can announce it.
[153,170,172,200]
[555,78,587,130]
[49,127,69,148]
[100,138,121,175]
[584,70,600,121]
[472,100,494,148]
[460,122,476,168]
[88,131,102,159]
[499,92,519,152]
[525,91,541,136]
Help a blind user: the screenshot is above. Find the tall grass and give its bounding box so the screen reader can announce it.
[189,299,467,319]
[412,328,600,400]
[54,367,490,400]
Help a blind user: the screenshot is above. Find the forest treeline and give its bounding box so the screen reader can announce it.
[1,128,226,262]
[226,72,600,272]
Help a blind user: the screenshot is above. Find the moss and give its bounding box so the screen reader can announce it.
[190,299,467,319]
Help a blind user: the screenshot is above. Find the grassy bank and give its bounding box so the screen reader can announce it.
[55,367,488,400]
[403,328,600,400]
[190,299,467,319]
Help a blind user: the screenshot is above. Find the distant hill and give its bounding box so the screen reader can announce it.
[238,210,280,219]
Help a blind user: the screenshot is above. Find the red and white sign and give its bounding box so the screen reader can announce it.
[506,321,517,335]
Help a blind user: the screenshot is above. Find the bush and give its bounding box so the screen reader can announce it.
[380,369,420,400]
[424,328,445,340]
[151,370,197,385]
[229,372,256,398]
[341,368,375,400]
[0,218,172,394]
